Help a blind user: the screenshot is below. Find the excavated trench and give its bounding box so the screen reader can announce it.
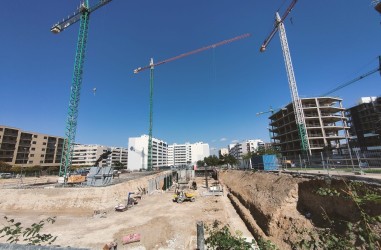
[218,170,381,249]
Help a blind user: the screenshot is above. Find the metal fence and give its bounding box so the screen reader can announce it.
[282,149,381,170]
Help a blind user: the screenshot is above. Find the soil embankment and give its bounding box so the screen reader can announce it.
[219,170,381,249]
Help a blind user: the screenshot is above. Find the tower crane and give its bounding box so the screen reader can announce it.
[260,0,311,155]
[51,0,112,178]
[134,33,251,171]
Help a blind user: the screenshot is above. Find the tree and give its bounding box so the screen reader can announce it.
[113,161,125,170]
[204,155,219,167]
[222,154,238,169]
[0,161,12,172]
[196,160,205,168]
[242,152,254,169]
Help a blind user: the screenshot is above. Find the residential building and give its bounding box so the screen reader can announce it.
[0,125,64,167]
[109,147,128,168]
[128,135,168,171]
[219,148,229,158]
[228,139,264,160]
[269,97,349,157]
[71,144,110,167]
[346,97,381,150]
[167,142,210,167]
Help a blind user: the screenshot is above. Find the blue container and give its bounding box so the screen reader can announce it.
[251,154,279,171]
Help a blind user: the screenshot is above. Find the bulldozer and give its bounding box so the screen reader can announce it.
[173,190,196,203]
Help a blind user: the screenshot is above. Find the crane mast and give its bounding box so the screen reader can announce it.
[276,12,310,154]
[51,0,112,178]
[260,0,310,155]
[134,33,251,170]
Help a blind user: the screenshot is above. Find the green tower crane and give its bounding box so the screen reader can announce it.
[50,0,112,178]
[133,33,251,171]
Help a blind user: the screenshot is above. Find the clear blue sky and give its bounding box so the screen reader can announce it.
[1,0,380,154]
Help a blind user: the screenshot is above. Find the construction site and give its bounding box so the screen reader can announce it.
[1,0,381,249]
[0,169,380,249]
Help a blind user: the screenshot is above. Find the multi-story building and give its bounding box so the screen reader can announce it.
[228,139,264,160]
[0,125,64,167]
[167,142,210,167]
[71,145,128,168]
[128,135,168,171]
[219,148,229,158]
[269,97,349,157]
[71,144,110,167]
[109,147,128,168]
[346,97,381,150]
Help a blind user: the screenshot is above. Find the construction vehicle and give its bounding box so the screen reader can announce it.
[173,190,196,203]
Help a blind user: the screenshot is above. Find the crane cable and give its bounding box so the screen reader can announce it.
[322,56,381,96]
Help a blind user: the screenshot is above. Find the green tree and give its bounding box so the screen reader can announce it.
[113,161,125,170]
[0,161,12,172]
[196,160,205,168]
[204,155,219,167]
[222,154,238,169]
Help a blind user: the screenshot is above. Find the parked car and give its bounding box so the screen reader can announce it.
[0,173,12,179]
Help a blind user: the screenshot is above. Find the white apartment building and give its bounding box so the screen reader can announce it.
[219,148,229,157]
[167,142,210,166]
[71,144,128,168]
[229,139,264,160]
[72,144,110,167]
[109,147,128,168]
[127,135,168,171]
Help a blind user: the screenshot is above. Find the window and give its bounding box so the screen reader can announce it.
[44,136,47,139]
[41,154,44,157]
[43,142,46,145]
[32,141,36,144]
[40,161,44,164]
[33,135,37,138]
[30,154,34,157]
[42,148,45,151]
[31,148,35,151]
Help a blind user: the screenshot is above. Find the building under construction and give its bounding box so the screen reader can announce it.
[346,97,381,150]
[269,97,349,158]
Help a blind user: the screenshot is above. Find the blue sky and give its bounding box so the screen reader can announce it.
[1,0,380,154]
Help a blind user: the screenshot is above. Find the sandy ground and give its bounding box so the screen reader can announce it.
[0,176,252,249]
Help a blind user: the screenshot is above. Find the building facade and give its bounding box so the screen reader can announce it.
[109,147,128,168]
[128,135,168,171]
[269,97,349,157]
[218,148,229,158]
[167,142,210,167]
[0,125,64,167]
[228,139,264,160]
[346,97,381,150]
[71,144,110,167]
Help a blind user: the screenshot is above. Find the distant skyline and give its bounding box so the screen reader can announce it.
[1,0,380,152]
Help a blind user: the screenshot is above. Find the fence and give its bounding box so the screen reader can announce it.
[282,149,381,170]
